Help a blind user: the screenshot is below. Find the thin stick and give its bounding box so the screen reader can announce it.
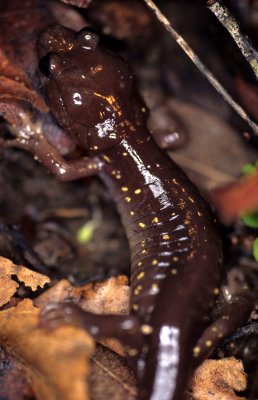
[208,0,258,80]
[220,321,258,347]
[142,0,258,137]
[91,357,138,396]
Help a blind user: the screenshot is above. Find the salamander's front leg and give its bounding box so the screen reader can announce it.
[2,119,104,181]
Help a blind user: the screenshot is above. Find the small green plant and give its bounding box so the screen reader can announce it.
[240,161,258,227]
[253,238,258,262]
[241,211,258,229]
[240,161,258,261]
[241,160,258,176]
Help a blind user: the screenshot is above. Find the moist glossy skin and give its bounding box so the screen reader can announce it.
[38,26,223,400]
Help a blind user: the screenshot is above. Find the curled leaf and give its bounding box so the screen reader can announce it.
[0,276,18,308]
[0,76,48,113]
[0,49,48,137]
[36,275,129,314]
[191,358,247,400]
[61,0,92,7]
[0,299,94,400]
[0,49,31,87]
[0,256,50,307]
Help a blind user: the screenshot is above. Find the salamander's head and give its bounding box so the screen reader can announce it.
[39,25,144,152]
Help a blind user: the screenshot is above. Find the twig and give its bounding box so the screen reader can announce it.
[142,0,258,137]
[219,321,258,347]
[208,0,258,80]
[91,357,138,396]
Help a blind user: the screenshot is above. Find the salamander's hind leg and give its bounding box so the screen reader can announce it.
[193,293,253,366]
[40,302,143,350]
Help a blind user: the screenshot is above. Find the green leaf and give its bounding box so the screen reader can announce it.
[241,160,258,176]
[241,211,258,228]
[253,238,258,262]
[241,163,256,176]
[240,161,258,227]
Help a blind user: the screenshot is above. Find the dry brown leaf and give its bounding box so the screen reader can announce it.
[35,275,130,313]
[190,357,247,400]
[0,50,47,115]
[61,0,92,7]
[149,99,256,190]
[0,256,50,307]
[35,276,130,355]
[0,76,48,113]
[0,48,31,87]
[0,347,35,399]
[78,275,130,315]
[0,275,18,307]
[0,299,94,400]
[90,344,137,400]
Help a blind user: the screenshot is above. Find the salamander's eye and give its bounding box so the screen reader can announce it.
[39,53,64,78]
[76,27,99,50]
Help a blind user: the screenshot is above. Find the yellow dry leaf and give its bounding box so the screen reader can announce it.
[0,299,94,400]
[0,275,18,307]
[36,275,130,313]
[0,256,50,307]
[78,275,130,315]
[191,357,247,400]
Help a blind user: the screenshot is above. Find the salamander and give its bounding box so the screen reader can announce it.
[35,25,224,399]
[5,24,224,399]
